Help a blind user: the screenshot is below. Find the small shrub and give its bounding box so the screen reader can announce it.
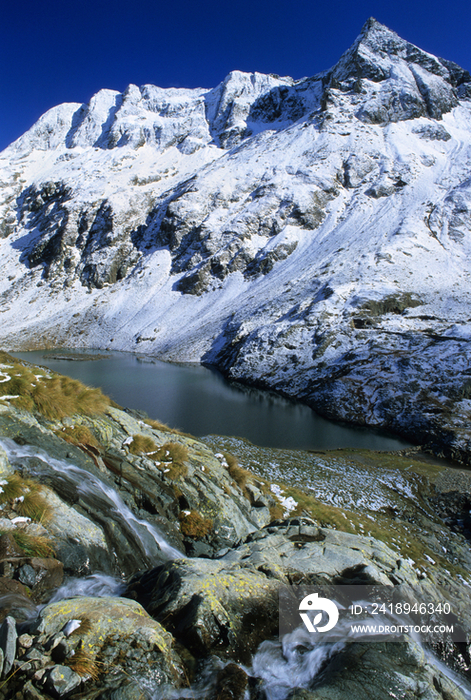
[129,434,158,455]
[179,510,213,539]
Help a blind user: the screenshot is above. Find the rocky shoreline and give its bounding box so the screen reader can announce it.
[0,352,470,699]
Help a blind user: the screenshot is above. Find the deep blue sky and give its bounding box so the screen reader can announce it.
[1,0,470,152]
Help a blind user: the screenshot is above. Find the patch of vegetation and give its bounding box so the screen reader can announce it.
[155,442,189,479]
[144,417,194,438]
[223,452,252,499]
[131,174,162,186]
[179,510,213,539]
[69,618,93,636]
[3,530,55,558]
[128,434,159,455]
[224,453,247,487]
[56,425,99,447]
[269,504,284,521]
[0,352,109,420]
[65,646,100,680]
[0,473,52,523]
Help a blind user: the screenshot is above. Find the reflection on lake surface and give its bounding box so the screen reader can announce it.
[12,349,412,452]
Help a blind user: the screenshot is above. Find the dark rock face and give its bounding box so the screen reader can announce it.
[126,558,280,663]
[287,639,467,700]
[17,184,142,288]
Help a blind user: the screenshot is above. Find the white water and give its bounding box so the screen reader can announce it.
[47,573,125,603]
[0,437,182,560]
[251,627,345,700]
[250,621,471,700]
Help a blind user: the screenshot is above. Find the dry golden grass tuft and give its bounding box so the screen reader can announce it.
[0,354,109,420]
[17,488,53,524]
[0,474,52,524]
[128,434,158,455]
[223,452,253,500]
[179,510,213,539]
[224,453,250,487]
[66,647,100,680]
[69,617,93,636]
[57,425,99,447]
[269,504,284,521]
[144,417,194,439]
[145,418,180,434]
[155,442,189,478]
[0,473,23,501]
[8,530,55,558]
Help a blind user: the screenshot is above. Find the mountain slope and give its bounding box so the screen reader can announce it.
[1,18,471,458]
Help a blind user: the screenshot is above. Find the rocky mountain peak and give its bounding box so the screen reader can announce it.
[323,17,471,123]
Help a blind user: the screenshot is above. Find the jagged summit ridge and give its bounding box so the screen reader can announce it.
[6,18,470,159]
[324,17,471,123]
[2,21,471,460]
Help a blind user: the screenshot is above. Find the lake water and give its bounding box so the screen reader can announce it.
[12,349,412,452]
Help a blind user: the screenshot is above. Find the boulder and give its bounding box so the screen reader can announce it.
[0,577,37,622]
[29,596,186,694]
[126,557,280,663]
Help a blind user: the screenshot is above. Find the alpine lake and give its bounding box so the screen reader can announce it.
[12,348,410,453]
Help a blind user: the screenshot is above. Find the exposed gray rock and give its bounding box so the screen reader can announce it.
[44,665,82,698]
[0,615,17,677]
[0,446,12,476]
[22,680,48,700]
[126,556,280,663]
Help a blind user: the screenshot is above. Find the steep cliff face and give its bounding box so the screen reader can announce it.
[1,19,471,455]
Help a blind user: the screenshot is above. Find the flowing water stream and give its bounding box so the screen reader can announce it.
[0,437,182,562]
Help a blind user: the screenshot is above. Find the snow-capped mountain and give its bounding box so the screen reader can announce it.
[2,18,471,458]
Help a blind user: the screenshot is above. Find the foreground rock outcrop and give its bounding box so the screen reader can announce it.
[0,358,470,698]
